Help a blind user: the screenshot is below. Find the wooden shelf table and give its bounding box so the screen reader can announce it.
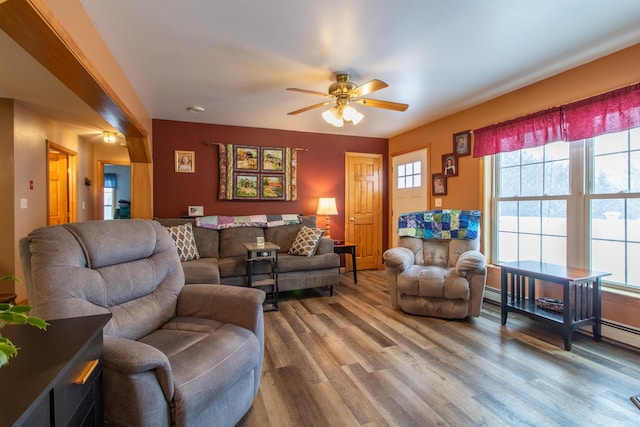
[498,261,610,351]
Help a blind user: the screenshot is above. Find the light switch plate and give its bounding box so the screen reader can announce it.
[20,198,28,209]
[435,198,442,207]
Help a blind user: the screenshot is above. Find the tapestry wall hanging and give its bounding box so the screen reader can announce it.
[218,144,298,200]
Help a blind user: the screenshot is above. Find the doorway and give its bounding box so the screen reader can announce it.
[47,141,77,225]
[344,152,383,270]
[390,148,428,245]
[99,162,131,220]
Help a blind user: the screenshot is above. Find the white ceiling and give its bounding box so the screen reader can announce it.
[4,1,640,138]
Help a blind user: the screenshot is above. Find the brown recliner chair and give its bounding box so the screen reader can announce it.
[383,232,486,319]
[20,219,265,427]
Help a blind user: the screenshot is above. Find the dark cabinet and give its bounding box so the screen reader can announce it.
[0,314,111,426]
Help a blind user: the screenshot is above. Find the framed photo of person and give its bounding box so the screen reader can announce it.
[442,153,458,176]
[432,173,447,196]
[175,150,195,173]
[453,130,471,157]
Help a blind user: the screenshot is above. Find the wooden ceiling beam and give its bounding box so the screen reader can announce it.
[0,0,151,163]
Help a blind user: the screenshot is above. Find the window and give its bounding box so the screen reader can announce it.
[493,128,640,289]
[397,161,421,189]
[104,187,116,220]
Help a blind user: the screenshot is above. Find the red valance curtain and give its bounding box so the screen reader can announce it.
[563,82,640,141]
[473,107,564,157]
[473,82,640,157]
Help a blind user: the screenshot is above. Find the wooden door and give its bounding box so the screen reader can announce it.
[345,153,383,270]
[391,148,428,246]
[48,151,68,225]
[47,141,77,225]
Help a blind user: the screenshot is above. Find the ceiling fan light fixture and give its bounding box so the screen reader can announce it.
[322,106,344,127]
[342,104,363,124]
[350,109,364,125]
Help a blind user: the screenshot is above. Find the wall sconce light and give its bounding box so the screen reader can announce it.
[316,197,338,238]
[84,177,93,186]
[103,131,117,143]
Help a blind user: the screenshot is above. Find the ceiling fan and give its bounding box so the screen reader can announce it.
[286,73,409,126]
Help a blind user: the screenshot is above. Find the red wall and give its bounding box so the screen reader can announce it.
[152,119,389,245]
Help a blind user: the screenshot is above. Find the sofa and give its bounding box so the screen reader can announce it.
[156,215,341,294]
[382,210,487,319]
[20,219,265,427]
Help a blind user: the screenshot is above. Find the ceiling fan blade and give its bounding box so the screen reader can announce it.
[349,79,388,98]
[287,101,334,115]
[355,98,409,112]
[286,88,333,97]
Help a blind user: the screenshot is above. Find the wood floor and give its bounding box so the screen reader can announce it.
[237,270,640,427]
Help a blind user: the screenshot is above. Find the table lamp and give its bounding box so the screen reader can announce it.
[316,197,338,238]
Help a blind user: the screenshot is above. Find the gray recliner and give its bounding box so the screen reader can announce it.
[20,219,265,427]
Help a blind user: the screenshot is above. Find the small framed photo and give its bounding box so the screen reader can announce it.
[235,175,259,199]
[453,130,471,157]
[188,206,204,217]
[262,147,284,172]
[432,173,447,196]
[261,175,285,200]
[175,150,195,173]
[235,146,259,171]
[442,153,458,177]
[256,237,265,246]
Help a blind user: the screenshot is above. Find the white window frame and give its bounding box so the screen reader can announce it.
[492,131,640,291]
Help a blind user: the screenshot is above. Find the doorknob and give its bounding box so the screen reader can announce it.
[350,217,355,221]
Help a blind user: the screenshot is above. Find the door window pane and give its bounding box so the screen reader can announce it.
[397,161,422,189]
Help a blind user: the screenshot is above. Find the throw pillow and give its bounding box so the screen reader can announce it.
[166,223,200,261]
[288,226,324,257]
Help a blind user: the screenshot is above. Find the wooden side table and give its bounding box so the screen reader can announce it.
[498,261,610,350]
[333,242,357,283]
[243,242,280,311]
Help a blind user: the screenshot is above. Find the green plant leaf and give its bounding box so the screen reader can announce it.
[0,337,17,367]
[0,351,9,367]
[8,305,32,314]
[26,317,49,329]
[0,312,28,325]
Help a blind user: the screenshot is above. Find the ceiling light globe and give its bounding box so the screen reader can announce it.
[322,107,344,127]
[351,110,364,125]
[342,105,357,121]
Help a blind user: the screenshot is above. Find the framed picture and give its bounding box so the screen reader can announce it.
[453,130,471,157]
[175,150,195,173]
[234,174,259,199]
[432,173,447,195]
[442,153,458,176]
[261,175,285,199]
[188,205,204,217]
[234,146,259,171]
[262,147,284,172]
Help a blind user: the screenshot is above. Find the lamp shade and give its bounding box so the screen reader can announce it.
[316,197,338,215]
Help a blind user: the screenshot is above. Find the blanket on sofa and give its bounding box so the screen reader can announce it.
[196,214,302,230]
[398,209,480,239]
